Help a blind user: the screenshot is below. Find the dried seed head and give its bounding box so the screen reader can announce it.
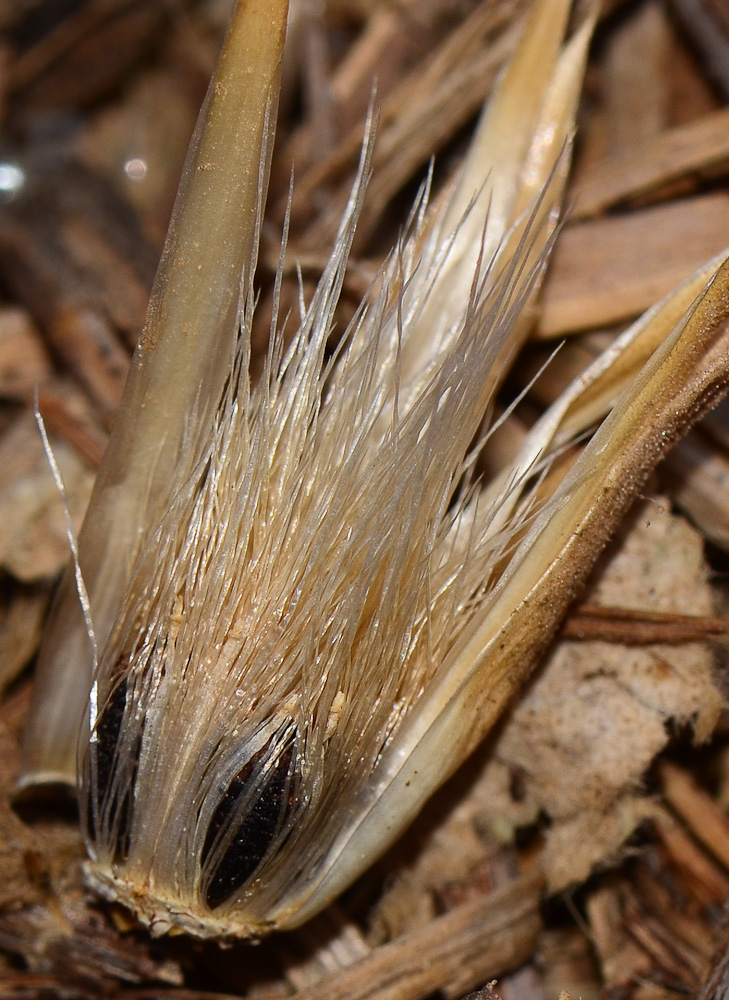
[23,0,729,941]
[79,126,563,936]
[72,0,591,937]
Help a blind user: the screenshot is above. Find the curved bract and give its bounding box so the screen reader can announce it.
[23,0,729,940]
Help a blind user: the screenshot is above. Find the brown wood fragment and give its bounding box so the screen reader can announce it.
[79,63,205,248]
[460,985,503,1000]
[538,194,729,336]
[628,862,715,976]
[282,906,371,992]
[698,916,729,1000]
[0,307,52,400]
[538,927,600,1000]
[562,603,727,644]
[623,885,708,987]
[7,0,170,113]
[273,0,500,189]
[660,761,729,873]
[586,851,718,998]
[0,583,49,697]
[36,390,107,469]
[571,107,729,219]
[0,414,95,582]
[279,1,523,248]
[331,0,477,125]
[287,874,542,1000]
[668,20,722,126]
[602,1,670,154]
[586,880,656,994]
[667,0,729,101]
[651,805,729,907]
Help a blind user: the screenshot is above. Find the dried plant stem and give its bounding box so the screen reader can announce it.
[562,604,728,644]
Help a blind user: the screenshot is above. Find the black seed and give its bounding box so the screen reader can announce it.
[202,741,296,910]
[94,679,127,801]
[88,676,139,862]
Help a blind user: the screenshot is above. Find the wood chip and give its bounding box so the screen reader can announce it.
[572,106,729,219]
[667,0,729,101]
[276,0,485,182]
[280,1,524,248]
[0,583,49,697]
[36,390,107,469]
[7,0,169,112]
[650,804,729,907]
[0,307,52,400]
[538,194,729,336]
[602,0,670,154]
[586,881,656,993]
[288,874,542,1000]
[622,881,709,986]
[660,761,729,873]
[698,917,729,1000]
[0,157,156,413]
[0,415,94,582]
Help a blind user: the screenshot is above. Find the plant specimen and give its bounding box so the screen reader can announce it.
[21,0,729,940]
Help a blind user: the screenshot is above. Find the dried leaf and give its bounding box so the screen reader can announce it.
[0,416,94,583]
[539,194,729,336]
[477,497,722,890]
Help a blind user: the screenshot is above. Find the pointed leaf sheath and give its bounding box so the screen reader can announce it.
[21,0,290,786]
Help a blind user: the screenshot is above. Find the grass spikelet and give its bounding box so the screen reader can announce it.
[81,144,558,937]
[22,0,729,942]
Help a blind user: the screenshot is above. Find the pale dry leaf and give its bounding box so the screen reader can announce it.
[0,415,94,582]
[0,586,49,696]
[476,496,722,890]
[0,307,51,400]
